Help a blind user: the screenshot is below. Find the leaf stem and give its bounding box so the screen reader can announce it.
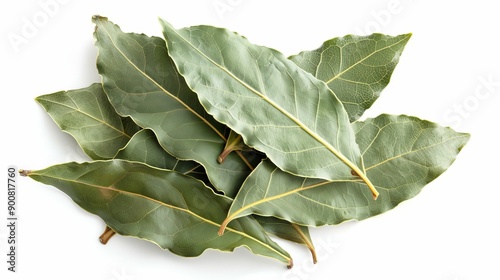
[218,219,231,236]
[218,134,243,164]
[291,223,317,264]
[19,169,31,177]
[99,226,116,244]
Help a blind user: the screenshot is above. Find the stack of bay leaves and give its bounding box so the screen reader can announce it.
[20,16,469,268]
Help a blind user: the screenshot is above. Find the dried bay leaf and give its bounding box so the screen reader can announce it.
[36,83,139,160]
[222,114,469,228]
[93,16,255,197]
[290,33,411,121]
[116,129,316,262]
[22,160,293,267]
[160,19,378,199]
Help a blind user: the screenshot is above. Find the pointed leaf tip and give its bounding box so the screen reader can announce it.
[35,83,140,160]
[290,32,412,122]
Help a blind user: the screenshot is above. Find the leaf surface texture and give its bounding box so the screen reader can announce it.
[290,33,411,121]
[224,114,470,227]
[160,19,374,193]
[93,16,252,197]
[27,160,292,266]
[36,83,139,160]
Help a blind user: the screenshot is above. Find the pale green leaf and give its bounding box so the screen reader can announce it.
[115,130,311,259]
[114,129,207,180]
[222,114,469,228]
[159,19,377,197]
[218,34,411,161]
[93,16,255,197]
[35,83,139,160]
[290,33,411,121]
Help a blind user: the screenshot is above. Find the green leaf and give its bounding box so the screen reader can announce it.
[159,19,378,198]
[221,114,469,228]
[93,16,254,197]
[23,160,292,267]
[216,34,411,162]
[114,129,202,176]
[35,83,139,160]
[113,128,313,259]
[256,216,317,264]
[290,33,411,121]
[115,130,311,258]
[106,129,206,244]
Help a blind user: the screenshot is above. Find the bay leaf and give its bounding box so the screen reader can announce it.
[105,129,206,245]
[114,129,204,178]
[221,114,469,229]
[93,16,255,197]
[35,83,139,160]
[115,129,313,261]
[218,34,411,161]
[22,160,292,267]
[159,19,378,198]
[290,33,411,121]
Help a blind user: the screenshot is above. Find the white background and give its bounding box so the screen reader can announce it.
[1,0,499,279]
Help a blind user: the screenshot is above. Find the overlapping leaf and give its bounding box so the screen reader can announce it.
[93,16,255,197]
[114,129,205,178]
[36,83,139,159]
[221,114,469,229]
[218,34,411,161]
[22,160,292,267]
[24,15,470,268]
[115,129,315,260]
[290,33,411,121]
[159,19,378,198]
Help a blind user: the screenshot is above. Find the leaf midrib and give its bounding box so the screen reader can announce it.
[167,25,366,181]
[31,171,290,263]
[365,134,468,171]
